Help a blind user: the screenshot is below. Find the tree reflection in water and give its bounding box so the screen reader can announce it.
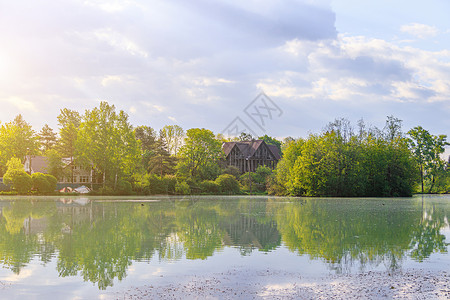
[0,196,448,289]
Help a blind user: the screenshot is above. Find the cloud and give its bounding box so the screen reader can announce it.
[0,0,449,142]
[2,97,37,112]
[400,23,438,39]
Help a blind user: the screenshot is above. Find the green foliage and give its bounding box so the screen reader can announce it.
[0,115,39,175]
[76,102,141,188]
[4,169,32,194]
[38,124,57,152]
[116,180,133,195]
[221,166,240,178]
[160,125,184,156]
[200,180,220,194]
[143,174,178,195]
[147,131,176,176]
[134,125,158,172]
[6,157,23,171]
[56,109,81,183]
[175,181,190,195]
[407,126,449,193]
[31,173,57,193]
[44,174,57,192]
[239,166,272,193]
[258,135,282,154]
[253,165,272,192]
[177,128,223,181]
[273,117,417,197]
[45,149,65,179]
[215,174,240,194]
[164,175,177,195]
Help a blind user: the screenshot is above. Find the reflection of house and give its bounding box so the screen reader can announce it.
[23,156,101,185]
[221,215,281,253]
[222,140,281,173]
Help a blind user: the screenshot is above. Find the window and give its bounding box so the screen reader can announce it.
[79,176,89,183]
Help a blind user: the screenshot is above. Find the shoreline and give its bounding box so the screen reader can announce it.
[111,268,450,299]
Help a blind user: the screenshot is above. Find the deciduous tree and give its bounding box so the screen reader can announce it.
[76,102,141,189]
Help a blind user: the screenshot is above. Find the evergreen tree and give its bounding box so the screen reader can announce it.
[38,124,57,152]
[147,130,176,176]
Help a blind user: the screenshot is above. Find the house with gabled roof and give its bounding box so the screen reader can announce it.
[23,155,100,185]
[222,140,281,173]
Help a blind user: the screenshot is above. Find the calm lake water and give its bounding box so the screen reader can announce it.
[0,195,449,299]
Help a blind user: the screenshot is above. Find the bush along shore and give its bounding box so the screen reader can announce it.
[0,102,448,197]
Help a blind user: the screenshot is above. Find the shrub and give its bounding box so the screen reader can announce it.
[116,179,133,195]
[4,169,32,194]
[215,174,240,194]
[175,181,190,195]
[221,166,241,178]
[44,174,58,192]
[31,173,57,193]
[200,180,220,194]
[163,175,177,195]
[32,173,51,193]
[145,174,168,195]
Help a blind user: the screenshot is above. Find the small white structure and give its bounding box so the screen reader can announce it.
[74,185,91,194]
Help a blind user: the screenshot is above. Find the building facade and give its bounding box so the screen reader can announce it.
[222,140,281,173]
[23,156,100,185]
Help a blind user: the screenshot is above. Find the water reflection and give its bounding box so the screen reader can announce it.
[0,196,448,289]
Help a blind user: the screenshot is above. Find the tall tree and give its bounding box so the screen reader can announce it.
[0,115,38,174]
[406,126,447,193]
[38,124,57,152]
[177,128,223,181]
[147,130,176,176]
[76,102,141,188]
[134,125,158,171]
[160,125,184,156]
[56,109,81,183]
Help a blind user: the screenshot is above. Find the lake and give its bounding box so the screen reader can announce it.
[0,194,449,299]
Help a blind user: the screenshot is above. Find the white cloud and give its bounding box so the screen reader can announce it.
[101,75,122,87]
[400,23,438,39]
[92,28,148,58]
[3,96,37,112]
[0,0,449,140]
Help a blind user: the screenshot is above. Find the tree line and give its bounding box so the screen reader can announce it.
[0,102,448,196]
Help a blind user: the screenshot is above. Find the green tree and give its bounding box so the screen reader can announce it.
[134,125,158,171]
[160,125,184,156]
[147,131,176,176]
[3,158,32,194]
[177,128,223,181]
[38,124,57,152]
[258,135,282,154]
[57,109,81,183]
[238,132,253,141]
[0,115,38,174]
[273,117,416,197]
[76,102,141,189]
[408,127,449,193]
[45,149,65,180]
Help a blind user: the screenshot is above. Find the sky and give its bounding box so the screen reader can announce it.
[1,0,450,149]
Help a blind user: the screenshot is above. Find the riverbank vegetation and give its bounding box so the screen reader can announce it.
[0,101,448,196]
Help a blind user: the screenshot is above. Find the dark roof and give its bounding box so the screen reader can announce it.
[267,144,281,160]
[222,140,281,160]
